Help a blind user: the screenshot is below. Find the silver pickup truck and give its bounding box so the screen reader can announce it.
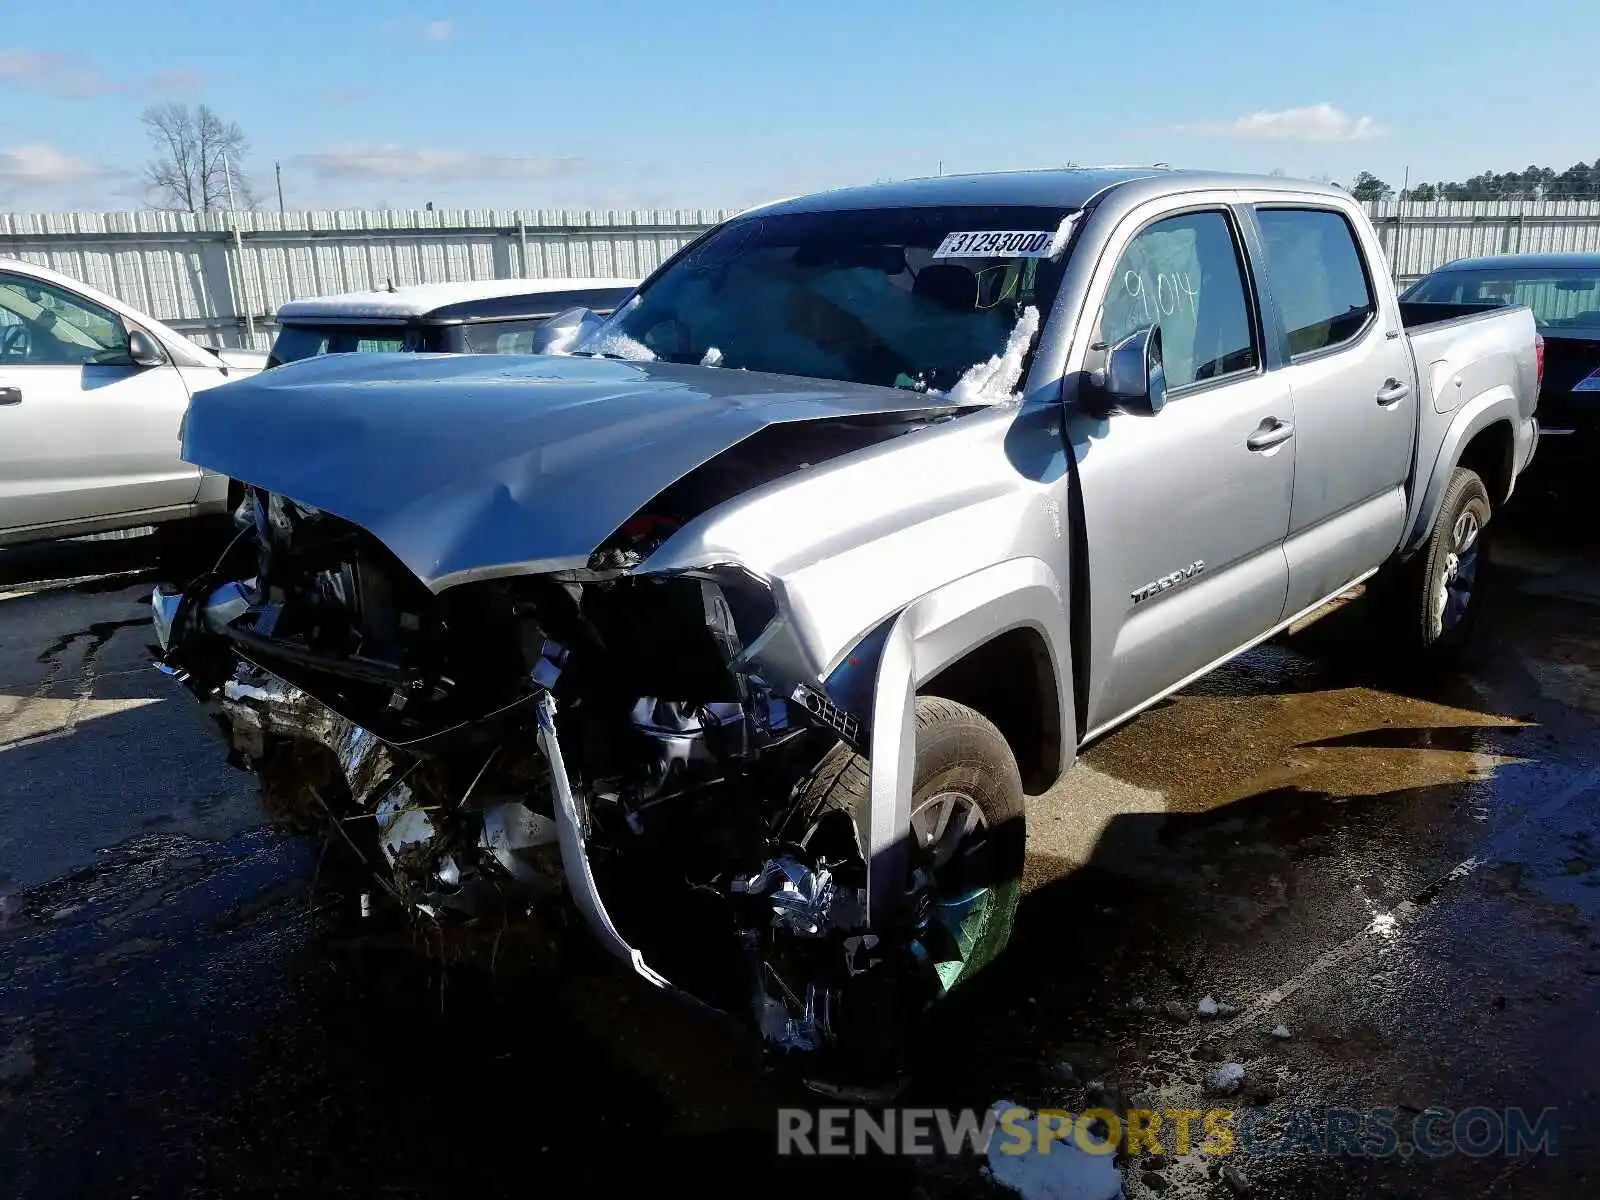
[152,169,1539,1086]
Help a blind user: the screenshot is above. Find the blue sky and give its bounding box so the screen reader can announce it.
[1,0,1595,213]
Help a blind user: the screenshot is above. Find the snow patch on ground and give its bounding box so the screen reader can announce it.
[949,305,1040,404]
[986,1102,1123,1200]
[700,346,724,367]
[1205,1063,1246,1095]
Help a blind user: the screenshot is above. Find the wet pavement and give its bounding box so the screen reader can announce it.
[1,489,1597,1199]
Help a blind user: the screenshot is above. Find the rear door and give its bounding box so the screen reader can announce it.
[0,271,199,537]
[1251,205,1415,615]
[1068,202,1296,735]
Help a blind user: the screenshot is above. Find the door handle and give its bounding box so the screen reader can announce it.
[1376,378,1410,406]
[1246,417,1295,451]
[0,387,19,406]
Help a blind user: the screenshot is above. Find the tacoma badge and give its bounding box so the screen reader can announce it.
[1132,560,1205,604]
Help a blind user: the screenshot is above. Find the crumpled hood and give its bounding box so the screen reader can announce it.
[182,353,967,591]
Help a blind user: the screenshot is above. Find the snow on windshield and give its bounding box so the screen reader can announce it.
[947,305,1040,403]
[580,328,656,361]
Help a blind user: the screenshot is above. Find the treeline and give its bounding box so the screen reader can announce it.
[1347,161,1600,202]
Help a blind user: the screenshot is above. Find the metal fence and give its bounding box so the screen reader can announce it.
[3,199,1600,349]
[0,207,734,349]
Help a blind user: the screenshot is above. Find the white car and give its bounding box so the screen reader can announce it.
[268,277,639,367]
[0,257,264,549]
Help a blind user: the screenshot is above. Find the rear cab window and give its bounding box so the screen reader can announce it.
[1254,208,1376,357]
[268,324,432,367]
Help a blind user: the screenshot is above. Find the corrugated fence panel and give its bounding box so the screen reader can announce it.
[7,200,1598,347]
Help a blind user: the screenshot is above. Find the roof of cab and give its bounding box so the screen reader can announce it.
[1432,251,1600,272]
[277,277,638,323]
[749,167,1343,216]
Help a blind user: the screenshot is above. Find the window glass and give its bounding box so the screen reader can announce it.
[0,273,130,366]
[458,319,548,354]
[589,205,1074,393]
[1406,267,1600,331]
[1255,208,1375,356]
[268,323,428,367]
[1095,211,1257,390]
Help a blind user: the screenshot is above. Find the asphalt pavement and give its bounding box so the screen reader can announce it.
[0,488,1596,1200]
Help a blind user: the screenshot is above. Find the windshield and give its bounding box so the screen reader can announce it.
[580,205,1075,395]
[1408,266,1600,333]
[268,323,435,368]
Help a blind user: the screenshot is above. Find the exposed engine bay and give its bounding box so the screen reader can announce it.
[153,485,960,1079]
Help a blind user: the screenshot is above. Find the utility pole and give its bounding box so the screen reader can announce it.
[276,160,285,216]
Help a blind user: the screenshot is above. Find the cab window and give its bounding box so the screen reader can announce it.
[0,273,131,366]
[1254,208,1375,356]
[1094,210,1258,391]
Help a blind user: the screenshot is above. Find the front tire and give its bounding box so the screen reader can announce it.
[794,696,1026,994]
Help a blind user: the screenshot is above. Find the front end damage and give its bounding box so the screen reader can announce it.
[154,488,941,1075]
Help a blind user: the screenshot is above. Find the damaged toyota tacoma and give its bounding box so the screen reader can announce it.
[152,170,1540,1085]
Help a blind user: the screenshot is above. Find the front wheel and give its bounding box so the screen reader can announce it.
[780,697,1025,1090]
[1380,466,1492,662]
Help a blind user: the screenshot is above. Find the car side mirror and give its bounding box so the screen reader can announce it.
[530,307,605,356]
[1103,325,1166,415]
[127,328,168,368]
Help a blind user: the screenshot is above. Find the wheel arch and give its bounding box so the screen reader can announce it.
[827,557,1074,926]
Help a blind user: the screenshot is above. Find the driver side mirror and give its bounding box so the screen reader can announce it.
[127,328,168,368]
[1102,325,1166,415]
[530,307,605,356]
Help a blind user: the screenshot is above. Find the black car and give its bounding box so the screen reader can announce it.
[1404,253,1600,460]
[267,277,637,368]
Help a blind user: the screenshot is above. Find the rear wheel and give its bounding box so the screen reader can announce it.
[1377,466,1492,662]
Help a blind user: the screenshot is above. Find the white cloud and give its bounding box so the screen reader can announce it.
[296,146,587,184]
[0,49,200,96]
[1185,103,1387,144]
[0,144,104,187]
[423,19,453,42]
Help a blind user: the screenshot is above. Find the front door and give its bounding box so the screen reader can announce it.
[0,271,199,538]
[1066,205,1296,736]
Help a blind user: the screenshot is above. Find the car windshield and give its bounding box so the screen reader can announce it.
[1408,266,1600,332]
[268,323,435,367]
[579,205,1076,395]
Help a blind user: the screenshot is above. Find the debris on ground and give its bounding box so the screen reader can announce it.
[0,1035,36,1084]
[1205,1063,1246,1095]
[1269,1024,1292,1039]
[1163,1000,1190,1022]
[1220,1162,1252,1195]
[986,1101,1122,1200]
[1198,995,1219,1016]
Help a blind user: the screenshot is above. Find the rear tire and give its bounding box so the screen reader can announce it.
[1379,466,1492,663]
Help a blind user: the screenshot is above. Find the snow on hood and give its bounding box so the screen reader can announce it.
[179,352,973,592]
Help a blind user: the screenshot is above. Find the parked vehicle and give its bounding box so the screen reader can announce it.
[0,258,264,549]
[151,169,1540,1087]
[267,278,639,367]
[1404,253,1599,459]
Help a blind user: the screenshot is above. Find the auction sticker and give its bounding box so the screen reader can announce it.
[933,230,1057,259]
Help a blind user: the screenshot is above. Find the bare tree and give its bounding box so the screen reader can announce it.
[141,103,256,213]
